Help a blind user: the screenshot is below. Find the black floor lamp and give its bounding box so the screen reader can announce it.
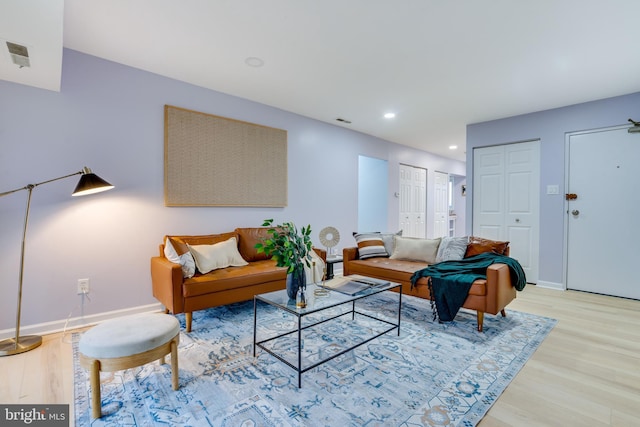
[0,167,114,356]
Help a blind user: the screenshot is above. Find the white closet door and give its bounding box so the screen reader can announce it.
[399,164,427,238]
[434,171,449,238]
[413,167,426,238]
[473,146,505,239]
[473,140,539,283]
[399,164,413,236]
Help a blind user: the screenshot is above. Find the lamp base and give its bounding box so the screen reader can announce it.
[0,335,42,356]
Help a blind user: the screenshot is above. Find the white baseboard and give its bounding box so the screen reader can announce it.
[535,280,565,291]
[0,302,164,340]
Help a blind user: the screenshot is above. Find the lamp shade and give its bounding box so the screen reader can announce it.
[72,171,114,196]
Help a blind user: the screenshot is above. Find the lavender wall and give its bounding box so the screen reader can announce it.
[466,92,640,287]
[0,49,464,335]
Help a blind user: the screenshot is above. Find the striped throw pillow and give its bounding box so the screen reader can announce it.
[354,233,388,259]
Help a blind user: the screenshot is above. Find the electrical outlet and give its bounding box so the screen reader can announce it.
[77,278,90,295]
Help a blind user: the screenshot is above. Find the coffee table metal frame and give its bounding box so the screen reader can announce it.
[253,280,402,388]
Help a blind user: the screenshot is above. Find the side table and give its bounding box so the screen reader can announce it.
[325,255,343,280]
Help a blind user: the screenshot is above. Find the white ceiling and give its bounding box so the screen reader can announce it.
[3,0,640,161]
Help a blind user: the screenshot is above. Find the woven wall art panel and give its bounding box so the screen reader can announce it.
[164,105,287,206]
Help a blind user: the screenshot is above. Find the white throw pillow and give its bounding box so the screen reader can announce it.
[380,230,402,256]
[188,237,248,274]
[164,239,196,278]
[390,236,441,264]
[436,236,469,263]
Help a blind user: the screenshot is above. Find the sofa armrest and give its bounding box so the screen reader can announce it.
[312,247,327,262]
[342,247,359,276]
[484,263,516,315]
[150,256,185,314]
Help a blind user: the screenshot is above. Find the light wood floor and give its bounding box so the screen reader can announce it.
[1,285,638,426]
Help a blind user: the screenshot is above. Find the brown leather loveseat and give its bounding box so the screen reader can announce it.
[343,236,516,332]
[151,227,325,332]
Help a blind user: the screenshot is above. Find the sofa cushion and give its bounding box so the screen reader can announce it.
[346,258,487,296]
[353,232,388,259]
[390,236,441,264]
[235,227,273,262]
[188,237,248,274]
[436,236,469,263]
[183,260,286,297]
[465,236,509,257]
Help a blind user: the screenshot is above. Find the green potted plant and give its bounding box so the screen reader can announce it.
[255,218,313,299]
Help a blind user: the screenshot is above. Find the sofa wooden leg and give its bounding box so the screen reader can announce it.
[501,309,506,317]
[185,312,192,332]
[164,308,169,314]
[476,311,484,332]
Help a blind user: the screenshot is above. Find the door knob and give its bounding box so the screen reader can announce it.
[515,218,520,223]
[571,210,580,216]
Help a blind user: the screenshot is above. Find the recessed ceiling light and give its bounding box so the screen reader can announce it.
[245,57,264,67]
[449,145,458,150]
[384,112,396,119]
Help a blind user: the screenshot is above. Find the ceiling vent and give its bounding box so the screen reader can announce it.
[336,118,352,124]
[6,41,30,68]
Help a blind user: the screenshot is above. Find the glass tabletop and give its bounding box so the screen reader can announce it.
[255,279,400,316]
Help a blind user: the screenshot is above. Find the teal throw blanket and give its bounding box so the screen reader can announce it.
[410,252,527,323]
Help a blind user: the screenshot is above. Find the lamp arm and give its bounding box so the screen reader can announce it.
[0,170,83,198]
[0,168,82,352]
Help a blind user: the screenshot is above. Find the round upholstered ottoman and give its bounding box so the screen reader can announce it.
[78,312,180,419]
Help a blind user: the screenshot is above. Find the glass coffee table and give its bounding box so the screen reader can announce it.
[253,277,402,388]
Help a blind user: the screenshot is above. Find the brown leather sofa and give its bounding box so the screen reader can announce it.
[343,246,516,332]
[151,227,326,332]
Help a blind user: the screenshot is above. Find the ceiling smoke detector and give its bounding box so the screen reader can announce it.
[6,41,30,68]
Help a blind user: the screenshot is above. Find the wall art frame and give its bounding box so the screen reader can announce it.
[164,105,288,207]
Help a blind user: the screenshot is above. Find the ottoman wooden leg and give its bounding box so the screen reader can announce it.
[90,359,102,419]
[171,338,179,390]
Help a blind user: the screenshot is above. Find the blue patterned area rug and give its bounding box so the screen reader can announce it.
[73,293,556,426]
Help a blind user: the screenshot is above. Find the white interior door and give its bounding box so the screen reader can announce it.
[473,140,540,283]
[473,145,505,239]
[566,127,640,300]
[434,171,449,237]
[413,167,426,238]
[504,142,540,283]
[399,164,426,238]
[399,164,413,236]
